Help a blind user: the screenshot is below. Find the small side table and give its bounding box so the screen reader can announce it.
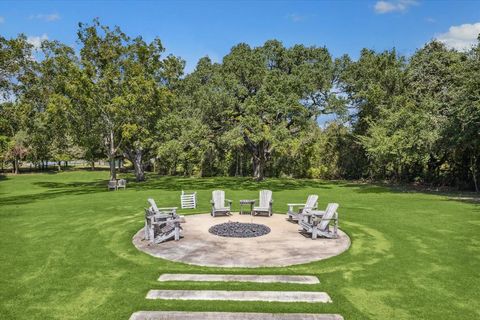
[239,200,256,215]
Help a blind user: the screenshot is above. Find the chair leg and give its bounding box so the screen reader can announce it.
[174,227,180,241]
[149,226,154,244]
[144,221,149,240]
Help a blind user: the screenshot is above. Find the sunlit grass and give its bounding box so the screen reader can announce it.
[0,170,479,319]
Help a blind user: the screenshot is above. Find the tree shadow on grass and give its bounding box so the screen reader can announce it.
[129,175,334,192]
[0,180,107,206]
[336,182,390,194]
[0,176,333,206]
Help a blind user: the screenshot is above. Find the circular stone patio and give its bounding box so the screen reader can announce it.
[132,213,350,268]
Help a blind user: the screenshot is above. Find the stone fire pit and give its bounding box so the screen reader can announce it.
[209,222,271,238]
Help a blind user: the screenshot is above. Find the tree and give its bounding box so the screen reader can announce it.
[0,35,34,173]
[75,19,132,181]
[75,19,183,181]
[119,38,184,181]
[193,40,341,180]
[446,37,480,191]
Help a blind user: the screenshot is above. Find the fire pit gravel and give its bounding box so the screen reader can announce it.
[209,221,271,238]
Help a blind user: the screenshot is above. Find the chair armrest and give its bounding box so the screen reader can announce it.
[151,219,169,226]
[312,216,338,223]
[287,203,307,207]
[156,207,178,210]
[226,199,232,203]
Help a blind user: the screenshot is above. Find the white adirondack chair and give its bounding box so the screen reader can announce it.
[252,190,273,216]
[147,198,178,215]
[210,190,232,217]
[180,190,197,209]
[107,180,117,191]
[299,203,339,239]
[287,194,318,221]
[117,179,127,189]
[144,208,183,243]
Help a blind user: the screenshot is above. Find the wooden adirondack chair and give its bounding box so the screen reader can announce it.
[210,190,232,217]
[287,194,318,221]
[299,203,339,239]
[117,179,127,189]
[252,190,273,216]
[107,180,117,191]
[144,208,183,243]
[147,198,178,216]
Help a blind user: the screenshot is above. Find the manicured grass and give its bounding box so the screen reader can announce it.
[0,170,479,319]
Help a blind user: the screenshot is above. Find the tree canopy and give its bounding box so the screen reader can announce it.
[1,20,479,190]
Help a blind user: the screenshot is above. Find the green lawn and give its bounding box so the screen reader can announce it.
[0,170,479,319]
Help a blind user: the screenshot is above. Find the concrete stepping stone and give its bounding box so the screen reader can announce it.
[146,290,332,303]
[158,274,320,284]
[130,311,343,320]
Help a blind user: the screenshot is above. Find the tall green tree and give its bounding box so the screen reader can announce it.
[0,35,34,173]
[192,40,341,180]
[119,38,184,181]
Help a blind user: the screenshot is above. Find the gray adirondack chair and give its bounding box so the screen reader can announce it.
[144,208,183,243]
[287,194,318,221]
[107,180,117,191]
[299,203,339,239]
[210,190,232,217]
[252,190,273,216]
[147,198,178,216]
[117,179,127,189]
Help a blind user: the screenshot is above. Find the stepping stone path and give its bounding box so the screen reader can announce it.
[158,274,320,284]
[130,273,343,320]
[146,289,332,303]
[130,311,344,320]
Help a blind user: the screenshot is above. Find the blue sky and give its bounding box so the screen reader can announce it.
[1,0,479,73]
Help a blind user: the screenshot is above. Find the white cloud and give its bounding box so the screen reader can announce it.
[0,16,4,23]
[29,13,60,22]
[436,22,480,51]
[425,17,436,23]
[374,0,418,14]
[27,34,48,50]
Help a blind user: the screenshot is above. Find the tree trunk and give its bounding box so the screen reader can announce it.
[124,147,145,182]
[13,157,19,174]
[132,149,145,182]
[57,161,62,172]
[252,152,265,181]
[91,161,95,170]
[109,131,117,181]
[243,136,269,181]
[471,153,478,192]
[109,155,116,181]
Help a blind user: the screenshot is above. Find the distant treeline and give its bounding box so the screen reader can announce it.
[1,19,479,190]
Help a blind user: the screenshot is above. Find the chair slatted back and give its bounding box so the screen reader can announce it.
[305,194,318,209]
[147,198,159,213]
[318,203,339,231]
[259,190,272,208]
[212,190,225,209]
